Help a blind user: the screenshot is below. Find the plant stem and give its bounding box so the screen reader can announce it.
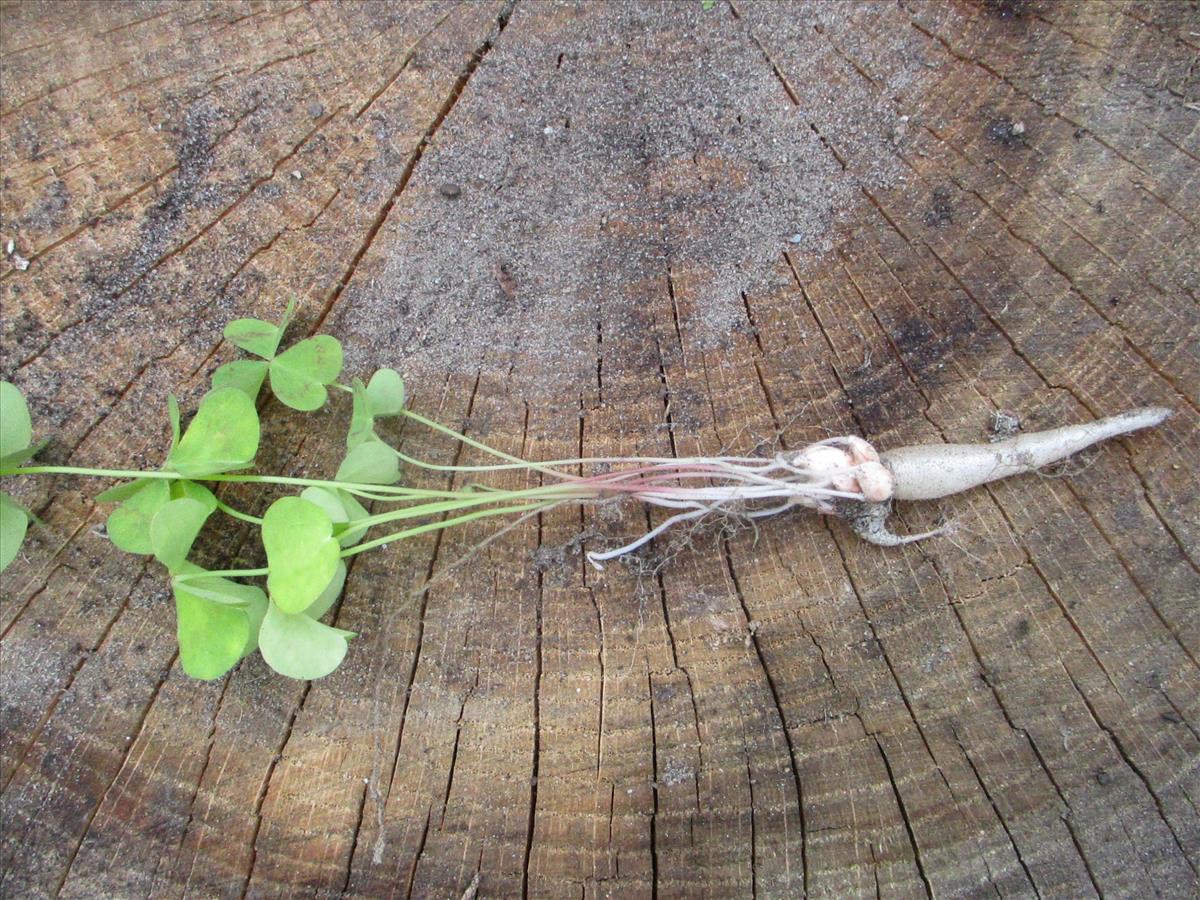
[174,566,269,582]
[214,499,263,525]
[340,500,559,558]
[0,464,472,501]
[349,482,591,532]
[399,408,570,480]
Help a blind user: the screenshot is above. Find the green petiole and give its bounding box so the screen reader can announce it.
[339,500,560,558]
[213,499,264,526]
[0,464,479,501]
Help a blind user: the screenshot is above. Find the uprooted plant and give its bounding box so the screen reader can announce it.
[0,303,1171,680]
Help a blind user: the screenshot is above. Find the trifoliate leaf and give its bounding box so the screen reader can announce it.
[262,497,341,613]
[259,602,353,680]
[150,497,211,572]
[336,441,399,485]
[224,317,284,359]
[268,335,343,411]
[366,368,405,416]
[304,560,347,621]
[211,360,269,399]
[0,381,32,460]
[107,478,171,554]
[166,388,260,478]
[0,492,29,572]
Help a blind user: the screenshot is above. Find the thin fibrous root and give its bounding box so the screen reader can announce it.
[586,507,710,570]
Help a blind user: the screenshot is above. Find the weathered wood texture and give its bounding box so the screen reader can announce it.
[2,0,1198,896]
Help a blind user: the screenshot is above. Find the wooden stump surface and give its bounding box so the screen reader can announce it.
[2,1,1198,896]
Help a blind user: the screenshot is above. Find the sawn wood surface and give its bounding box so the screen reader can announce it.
[1,1,1198,897]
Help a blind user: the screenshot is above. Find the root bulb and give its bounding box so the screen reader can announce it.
[880,406,1171,501]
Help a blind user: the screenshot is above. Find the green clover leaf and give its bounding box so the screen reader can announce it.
[0,492,29,572]
[303,560,347,621]
[258,601,354,680]
[211,359,269,399]
[167,394,181,452]
[300,486,370,547]
[224,319,284,359]
[336,441,399,485]
[347,378,375,449]
[262,496,341,613]
[106,478,171,554]
[0,381,33,464]
[150,497,212,572]
[268,336,343,411]
[166,388,260,478]
[366,368,405,416]
[173,566,268,680]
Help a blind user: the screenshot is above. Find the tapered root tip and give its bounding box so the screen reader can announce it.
[1120,406,1172,430]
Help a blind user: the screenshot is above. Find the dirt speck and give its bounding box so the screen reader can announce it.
[924,186,954,227]
[983,0,1032,21]
[986,117,1028,150]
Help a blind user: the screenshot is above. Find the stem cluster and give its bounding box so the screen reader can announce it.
[0,306,874,682]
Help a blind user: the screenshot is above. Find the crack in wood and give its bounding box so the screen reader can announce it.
[313,0,517,333]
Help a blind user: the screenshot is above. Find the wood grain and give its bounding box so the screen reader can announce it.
[2,1,1197,896]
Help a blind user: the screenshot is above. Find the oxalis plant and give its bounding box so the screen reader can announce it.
[0,302,1171,681]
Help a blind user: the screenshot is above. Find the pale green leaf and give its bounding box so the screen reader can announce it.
[171,479,218,512]
[336,441,399,485]
[0,492,29,572]
[211,360,268,399]
[259,602,353,680]
[299,486,348,525]
[366,368,405,416]
[150,498,211,572]
[224,318,283,359]
[346,379,375,449]
[107,479,171,554]
[304,560,347,621]
[175,585,250,679]
[335,490,371,547]
[0,382,32,460]
[268,335,343,411]
[166,388,260,478]
[302,485,371,547]
[173,566,268,678]
[262,497,341,613]
[97,477,155,503]
[168,394,181,452]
